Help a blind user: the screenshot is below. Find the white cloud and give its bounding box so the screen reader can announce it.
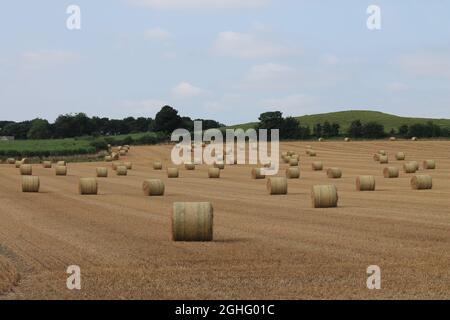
[399,52,450,78]
[387,82,408,93]
[211,31,300,59]
[242,63,297,89]
[144,27,171,41]
[128,0,269,10]
[20,50,80,70]
[171,82,205,98]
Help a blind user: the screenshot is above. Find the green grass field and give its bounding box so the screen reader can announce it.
[0,138,96,157]
[229,110,450,132]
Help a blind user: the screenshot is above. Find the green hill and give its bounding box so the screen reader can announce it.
[230,110,450,133]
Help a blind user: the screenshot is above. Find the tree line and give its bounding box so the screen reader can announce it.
[256,111,450,139]
[0,106,225,140]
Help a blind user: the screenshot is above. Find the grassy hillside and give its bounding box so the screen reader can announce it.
[230,110,450,132]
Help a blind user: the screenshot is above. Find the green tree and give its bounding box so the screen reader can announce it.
[27,119,52,139]
[347,120,363,138]
[257,111,284,130]
[154,105,182,133]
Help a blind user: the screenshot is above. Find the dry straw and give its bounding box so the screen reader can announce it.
[251,168,265,179]
[411,175,432,190]
[214,162,225,170]
[356,176,376,191]
[57,161,66,166]
[312,161,323,171]
[124,162,133,170]
[167,167,179,178]
[7,158,15,164]
[396,152,405,160]
[378,150,386,156]
[19,164,32,176]
[153,161,163,170]
[208,167,220,178]
[96,167,108,178]
[423,160,436,170]
[42,161,52,168]
[79,178,98,195]
[327,168,342,179]
[379,155,389,164]
[185,163,195,170]
[286,167,300,179]
[383,167,399,178]
[311,185,338,208]
[172,202,213,241]
[55,166,67,176]
[283,156,291,163]
[22,176,40,193]
[266,177,288,195]
[289,159,299,167]
[15,161,22,168]
[116,166,128,176]
[403,162,417,173]
[142,179,165,196]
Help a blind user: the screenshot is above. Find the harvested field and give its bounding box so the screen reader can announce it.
[0,140,449,300]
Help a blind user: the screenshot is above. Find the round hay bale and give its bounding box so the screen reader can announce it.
[96,167,108,178]
[286,151,294,156]
[57,161,66,166]
[411,137,418,141]
[214,162,225,170]
[105,156,112,162]
[356,176,376,191]
[116,166,128,176]
[172,202,213,241]
[263,162,272,168]
[305,149,311,155]
[286,167,300,179]
[251,168,265,179]
[311,185,338,208]
[318,138,324,142]
[411,175,432,190]
[423,160,436,170]
[153,161,163,170]
[167,167,179,178]
[185,163,195,170]
[378,150,386,156]
[312,161,323,171]
[283,156,291,164]
[42,161,52,168]
[309,150,317,157]
[208,167,220,178]
[390,137,396,141]
[19,164,32,176]
[379,155,389,164]
[22,176,40,193]
[403,162,417,173]
[327,168,342,179]
[55,166,67,176]
[383,167,399,178]
[124,162,133,170]
[344,137,351,142]
[15,161,22,168]
[289,159,299,167]
[111,152,119,161]
[119,150,127,156]
[142,179,165,196]
[7,158,15,164]
[281,152,288,157]
[410,161,419,171]
[290,154,300,160]
[79,178,98,195]
[373,153,381,161]
[396,152,405,161]
[266,177,288,195]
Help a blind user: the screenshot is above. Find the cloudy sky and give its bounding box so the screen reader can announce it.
[0,0,449,124]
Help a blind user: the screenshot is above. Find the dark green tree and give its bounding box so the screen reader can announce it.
[154,105,182,133]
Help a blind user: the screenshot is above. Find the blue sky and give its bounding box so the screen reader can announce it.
[0,0,449,124]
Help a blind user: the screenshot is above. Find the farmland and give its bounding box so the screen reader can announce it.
[230,110,450,133]
[0,140,450,299]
